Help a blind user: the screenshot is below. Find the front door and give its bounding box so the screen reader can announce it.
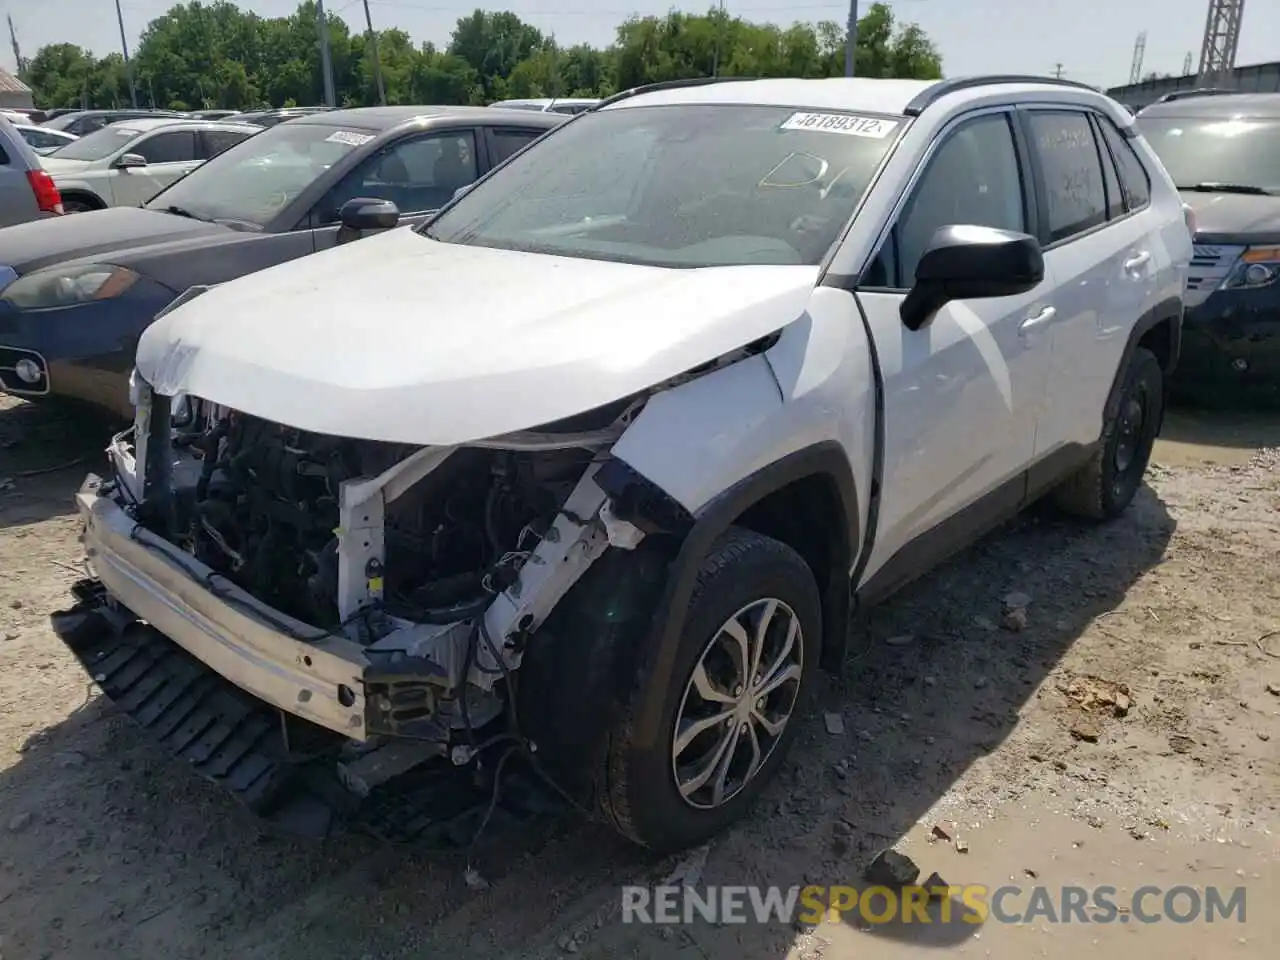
[853,108,1055,581]
[113,129,202,206]
[306,128,482,252]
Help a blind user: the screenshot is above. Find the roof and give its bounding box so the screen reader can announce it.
[610,78,937,116]
[1136,91,1280,119]
[609,76,1118,117]
[0,68,31,95]
[105,117,261,134]
[291,104,564,129]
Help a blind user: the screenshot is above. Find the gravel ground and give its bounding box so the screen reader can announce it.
[0,394,1276,960]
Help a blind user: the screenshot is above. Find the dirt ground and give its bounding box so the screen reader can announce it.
[1,394,1277,960]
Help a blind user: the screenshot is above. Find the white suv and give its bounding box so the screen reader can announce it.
[54,75,1190,852]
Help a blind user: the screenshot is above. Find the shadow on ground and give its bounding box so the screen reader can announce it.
[0,399,118,530]
[0,485,1176,960]
[1156,405,1280,467]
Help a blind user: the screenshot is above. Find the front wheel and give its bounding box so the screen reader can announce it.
[1053,345,1164,520]
[599,527,822,852]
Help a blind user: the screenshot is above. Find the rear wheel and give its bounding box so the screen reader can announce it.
[61,196,102,214]
[1053,346,1164,520]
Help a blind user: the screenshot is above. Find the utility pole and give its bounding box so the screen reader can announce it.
[316,0,336,108]
[7,14,24,81]
[1053,63,1064,79]
[361,0,386,105]
[113,0,139,108]
[711,0,724,77]
[1197,0,1245,88]
[845,0,858,77]
[1182,51,1194,75]
[1128,32,1147,85]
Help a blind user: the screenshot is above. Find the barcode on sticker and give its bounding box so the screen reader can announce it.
[325,130,376,147]
[780,112,899,139]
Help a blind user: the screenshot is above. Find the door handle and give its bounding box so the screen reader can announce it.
[1019,305,1057,333]
[1124,251,1151,273]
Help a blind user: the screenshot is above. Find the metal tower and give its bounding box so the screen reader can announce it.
[1183,51,1194,76]
[1129,32,1147,85]
[1197,0,1246,87]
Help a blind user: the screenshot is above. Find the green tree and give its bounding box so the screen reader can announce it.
[24,1,942,112]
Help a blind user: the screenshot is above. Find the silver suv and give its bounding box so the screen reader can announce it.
[0,116,64,227]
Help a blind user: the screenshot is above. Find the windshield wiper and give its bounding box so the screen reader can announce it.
[1178,182,1274,196]
[161,205,206,220]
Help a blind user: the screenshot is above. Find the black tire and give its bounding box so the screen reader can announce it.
[597,527,822,852]
[61,196,102,214]
[1053,345,1164,520]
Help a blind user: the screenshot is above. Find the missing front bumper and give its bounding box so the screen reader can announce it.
[75,474,374,740]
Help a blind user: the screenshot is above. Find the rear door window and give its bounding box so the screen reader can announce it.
[135,130,198,164]
[1096,117,1152,211]
[1026,111,1109,243]
[488,128,548,166]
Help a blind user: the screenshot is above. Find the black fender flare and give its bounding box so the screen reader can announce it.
[628,440,860,751]
[1104,295,1183,425]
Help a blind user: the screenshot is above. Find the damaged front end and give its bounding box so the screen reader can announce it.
[53,371,686,839]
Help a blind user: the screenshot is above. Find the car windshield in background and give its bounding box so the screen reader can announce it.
[143,121,372,227]
[50,125,144,162]
[425,104,902,268]
[1137,117,1280,193]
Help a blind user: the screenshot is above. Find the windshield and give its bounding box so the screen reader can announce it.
[1137,116,1280,193]
[425,104,902,268]
[50,124,145,161]
[144,121,373,227]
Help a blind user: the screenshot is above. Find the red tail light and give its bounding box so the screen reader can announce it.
[25,169,64,216]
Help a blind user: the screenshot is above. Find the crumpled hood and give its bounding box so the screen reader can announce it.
[0,206,227,275]
[137,226,817,445]
[1181,191,1280,244]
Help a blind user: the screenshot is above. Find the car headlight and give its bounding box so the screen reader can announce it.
[1222,246,1280,290]
[0,264,140,310]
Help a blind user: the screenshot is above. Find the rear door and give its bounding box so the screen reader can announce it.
[1021,108,1154,457]
[114,129,201,206]
[305,127,483,252]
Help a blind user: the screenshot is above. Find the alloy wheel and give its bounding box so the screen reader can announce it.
[670,597,805,810]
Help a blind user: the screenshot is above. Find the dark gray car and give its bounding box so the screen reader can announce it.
[0,116,64,227]
[0,106,565,415]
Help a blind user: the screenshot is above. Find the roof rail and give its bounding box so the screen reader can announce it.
[1153,87,1238,104]
[904,74,1102,116]
[594,76,761,111]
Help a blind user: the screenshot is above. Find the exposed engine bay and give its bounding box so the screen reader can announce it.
[177,411,590,633]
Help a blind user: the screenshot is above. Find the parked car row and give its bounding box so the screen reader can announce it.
[0,76,1274,852]
[0,105,563,413]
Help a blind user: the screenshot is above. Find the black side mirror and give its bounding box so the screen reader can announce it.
[338,197,400,234]
[899,225,1044,331]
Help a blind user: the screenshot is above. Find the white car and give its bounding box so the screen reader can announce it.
[12,122,78,155]
[54,75,1190,852]
[40,117,260,211]
[489,97,600,114]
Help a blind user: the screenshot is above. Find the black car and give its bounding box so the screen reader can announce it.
[42,109,189,137]
[1137,92,1280,402]
[0,106,565,416]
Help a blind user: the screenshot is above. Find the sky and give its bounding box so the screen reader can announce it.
[2,0,1277,92]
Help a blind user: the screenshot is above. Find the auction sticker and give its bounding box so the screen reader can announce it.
[780,112,899,138]
[325,130,376,147]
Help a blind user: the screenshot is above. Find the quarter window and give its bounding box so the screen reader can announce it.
[1096,116,1151,211]
[1027,111,1108,242]
[870,112,1026,288]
